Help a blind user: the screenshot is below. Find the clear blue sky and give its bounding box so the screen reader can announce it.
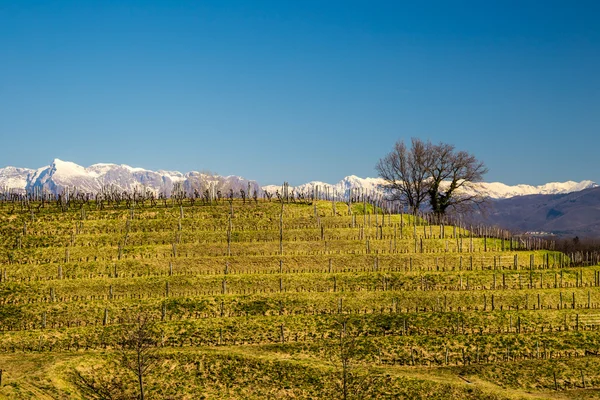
[1,1,599,185]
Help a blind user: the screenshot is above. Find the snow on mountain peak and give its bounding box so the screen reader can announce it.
[51,159,89,176]
[262,176,598,200]
[0,160,259,196]
[463,180,599,199]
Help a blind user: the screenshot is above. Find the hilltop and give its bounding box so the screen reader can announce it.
[2,159,599,237]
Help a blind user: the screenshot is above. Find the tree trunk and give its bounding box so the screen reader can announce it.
[138,352,145,400]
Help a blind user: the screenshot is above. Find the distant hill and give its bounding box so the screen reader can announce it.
[476,186,600,238]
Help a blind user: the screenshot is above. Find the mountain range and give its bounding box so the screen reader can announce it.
[262,176,597,200]
[1,159,599,237]
[0,159,260,196]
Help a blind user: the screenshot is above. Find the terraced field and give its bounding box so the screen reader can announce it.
[0,197,599,399]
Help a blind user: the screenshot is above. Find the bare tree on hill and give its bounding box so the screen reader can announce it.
[427,142,488,215]
[375,138,430,213]
[325,319,376,400]
[70,311,161,400]
[376,138,487,215]
[119,312,161,400]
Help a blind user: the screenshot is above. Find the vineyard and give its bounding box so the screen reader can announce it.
[1,194,600,399]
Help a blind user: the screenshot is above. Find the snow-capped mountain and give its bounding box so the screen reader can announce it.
[0,166,35,191]
[0,159,259,196]
[463,180,598,199]
[262,175,385,197]
[0,159,596,199]
[262,176,598,200]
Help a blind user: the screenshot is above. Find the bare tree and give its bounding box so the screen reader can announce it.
[377,138,487,215]
[325,320,376,400]
[427,143,488,215]
[70,311,161,399]
[376,138,431,213]
[118,312,161,400]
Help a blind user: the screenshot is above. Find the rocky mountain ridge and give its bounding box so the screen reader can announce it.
[0,159,259,196]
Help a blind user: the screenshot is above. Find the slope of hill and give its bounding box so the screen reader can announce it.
[0,197,598,399]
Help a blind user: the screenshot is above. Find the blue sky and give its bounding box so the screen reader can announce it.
[1,1,598,185]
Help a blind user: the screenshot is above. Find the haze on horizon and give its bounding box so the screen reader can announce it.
[1,1,598,186]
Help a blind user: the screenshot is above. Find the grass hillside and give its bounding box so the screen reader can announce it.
[0,197,599,399]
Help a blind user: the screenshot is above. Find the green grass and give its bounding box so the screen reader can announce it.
[0,198,598,399]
